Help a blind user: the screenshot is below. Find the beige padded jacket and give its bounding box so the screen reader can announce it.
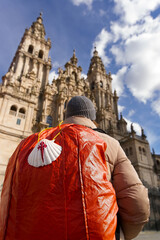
[63,116,150,240]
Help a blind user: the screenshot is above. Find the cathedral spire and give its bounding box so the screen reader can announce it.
[93,46,98,57]
[28,12,46,39]
[70,49,78,66]
[2,13,51,88]
[36,12,43,24]
[88,46,106,75]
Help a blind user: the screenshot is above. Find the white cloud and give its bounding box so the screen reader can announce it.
[124,117,141,136]
[52,61,61,69]
[151,98,160,116]
[48,70,58,84]
[145,128,160,146]
[109,7,160,107]
[90,0,160,116]
[124,31,160,102]
[81,73,87,79]
[70,0,93,10]
[128,109,135,117]
[92,28,112,66]
[113,0,160,24]
[118,105,125,113]
[124,117,160,146]
[112,66,127,96]
[110,45,125,65]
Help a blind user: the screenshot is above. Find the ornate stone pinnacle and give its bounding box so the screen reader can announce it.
[93,46,98,56]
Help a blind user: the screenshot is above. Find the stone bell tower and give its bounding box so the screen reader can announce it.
[52,50,87,126]
[0,13,51,188]
[87,48,119,133]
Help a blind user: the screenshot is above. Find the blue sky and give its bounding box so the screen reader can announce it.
[0,0,160,153]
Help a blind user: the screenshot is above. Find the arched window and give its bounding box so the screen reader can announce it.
[142,148,146,155]
[139,146,142,152]
[11,105,17,111]
[38,50,43,59]
[100,81,103,88]
[18,108,26,118]
[28,45,34,54]
[46,115,52,127]
[91,82,95,90]
[19,108,25,114]
[9,105,17,116]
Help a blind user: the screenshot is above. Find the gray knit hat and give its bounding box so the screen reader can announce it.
[65,96,96,120]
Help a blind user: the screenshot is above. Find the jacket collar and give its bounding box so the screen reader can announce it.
[62,116,97,129]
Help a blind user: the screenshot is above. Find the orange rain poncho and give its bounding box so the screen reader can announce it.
[0,124,118,240]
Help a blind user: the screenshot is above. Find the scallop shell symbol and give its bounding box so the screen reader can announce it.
[28,139,62,167]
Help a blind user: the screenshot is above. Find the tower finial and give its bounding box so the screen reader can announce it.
[70,49,78,65]
[93,45,98,56]
[36,11,43,24]
[141,127,146,139]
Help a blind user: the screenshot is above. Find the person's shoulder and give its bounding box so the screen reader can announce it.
[94,130,120,147]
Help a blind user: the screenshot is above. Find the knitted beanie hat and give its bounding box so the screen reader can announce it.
[65,96,96,120]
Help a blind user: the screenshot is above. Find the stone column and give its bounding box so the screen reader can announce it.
[0,97,8,124]
[42,99,47,123]
[113,90,119,120]
[32,58,38,75]
[24,105,34,132]
[15,52,24,79]
[23,56,30,75]
[58,99,64,123]
[102,92,105,109]
[98,89,101,109]
[38,63,43,81]
[45,65,50,85]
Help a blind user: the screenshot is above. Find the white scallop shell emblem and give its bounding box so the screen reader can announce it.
[28,139,62,167]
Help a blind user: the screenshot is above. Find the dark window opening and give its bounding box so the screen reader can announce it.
[38,50,43,59]
[16,118,21,125]
[9,105,17,116]
[28,45,34,54]
[19,108,25,114]
[18,108,26,118]
[142,148,146,155]
[91,82,95,90]
[46,115,52,127]
[10,105,17,112]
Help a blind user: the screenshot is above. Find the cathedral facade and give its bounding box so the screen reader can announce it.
[0,14,160,230]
